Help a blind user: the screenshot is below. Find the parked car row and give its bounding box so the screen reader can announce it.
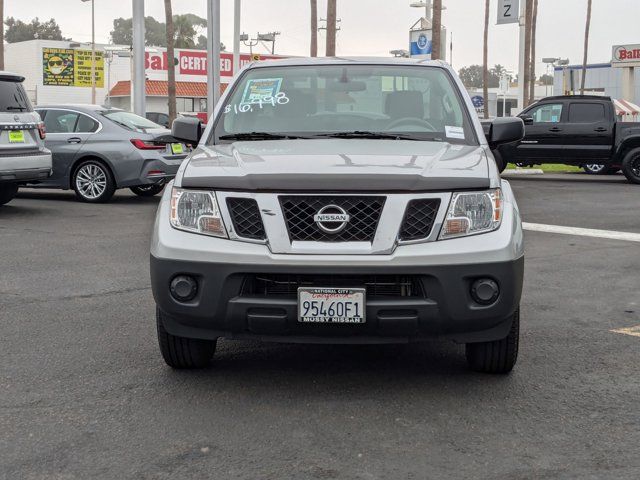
[487,95,640,184]
[0,70,191,206]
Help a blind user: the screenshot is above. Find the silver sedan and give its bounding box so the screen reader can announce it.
[30,105,189,202]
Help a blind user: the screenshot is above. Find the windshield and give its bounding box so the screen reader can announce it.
[0,80,33,112]
[213,64,475,144]
[102,110,163,132]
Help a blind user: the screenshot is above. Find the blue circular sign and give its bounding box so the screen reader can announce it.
[471,95,485,108]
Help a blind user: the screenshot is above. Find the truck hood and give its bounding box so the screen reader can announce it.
[180,139,490,191]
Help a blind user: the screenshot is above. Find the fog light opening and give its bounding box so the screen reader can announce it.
[471,278,500,305]
[170,275,198,302]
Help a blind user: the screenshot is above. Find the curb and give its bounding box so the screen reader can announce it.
[502,169,545,176]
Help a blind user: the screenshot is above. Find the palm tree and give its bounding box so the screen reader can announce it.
[0,0,4,70]
[482,0,490,119]
[164,0,177,124]
[432,0,442,60]
[310,0,318,57]
[325,0,337,56]
[529,0,538,103]
[581,0,592,94]
[523,0,533,106]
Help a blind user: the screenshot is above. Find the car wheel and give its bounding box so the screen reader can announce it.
[72,160,116,203]
[622,150,640,185]
[582,164,619,175]
[0,183,19,206]
[156,307,216,369]
[492,150,507,173]
[465,308,519,374]
[130,184,165,197]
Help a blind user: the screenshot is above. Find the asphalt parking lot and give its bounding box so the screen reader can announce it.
[1,176,639,479]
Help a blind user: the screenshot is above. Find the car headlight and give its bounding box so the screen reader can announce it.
[170,187,227,238]
[439,188,503,239]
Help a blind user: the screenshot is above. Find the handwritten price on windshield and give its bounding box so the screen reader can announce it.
[224,92,290,114]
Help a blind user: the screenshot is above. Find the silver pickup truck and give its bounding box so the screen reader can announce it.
[151,57,525,374]
[0,72,52,206]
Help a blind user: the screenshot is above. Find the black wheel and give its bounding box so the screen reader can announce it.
[466,308,519,374]
[130,184,165,197]
[582,164,618,175]
[0,183,19,206]
[492,150,507,173]
[156,307,216,369]
[621,150,640,185]
[72,160,116,203]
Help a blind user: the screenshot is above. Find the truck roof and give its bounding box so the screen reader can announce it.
[247,56,450,69]
[538,94,612,102]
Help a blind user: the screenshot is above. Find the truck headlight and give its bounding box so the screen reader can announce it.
[439,188,502,239]
[169,187,227,238]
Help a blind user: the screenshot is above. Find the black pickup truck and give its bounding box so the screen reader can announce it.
[489,95,640,184]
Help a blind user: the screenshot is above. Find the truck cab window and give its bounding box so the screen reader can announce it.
[531,104,563,124]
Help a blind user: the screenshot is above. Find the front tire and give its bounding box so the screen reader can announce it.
[156,308,216,369]
[466,308,519,374]
[622,149,640,185]
[130,184,165,197]
[0,183,19,206]
[72,160,116,203]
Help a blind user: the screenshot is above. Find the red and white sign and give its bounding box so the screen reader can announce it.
[612,44,640,67]
[145,49,281,78]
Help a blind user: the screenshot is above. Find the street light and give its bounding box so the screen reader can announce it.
[80,0,96,104]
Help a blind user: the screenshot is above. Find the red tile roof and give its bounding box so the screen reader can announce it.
[109,80,226,98]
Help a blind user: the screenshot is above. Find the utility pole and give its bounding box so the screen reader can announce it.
[164,0,176,124]
[529,0,538,104]
[207,0,221,119]
[325,0,337,56]
[0,0,6,70]
[523,0,533,107]
[132,0,145,116]
[233,0,241,75]
[431,0,442,60]
[310,0,318,57]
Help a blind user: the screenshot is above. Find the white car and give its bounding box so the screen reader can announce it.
[151,57,525,373]
[0,72,52,206]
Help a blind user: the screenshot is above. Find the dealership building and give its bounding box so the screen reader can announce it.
[4,39,283,116]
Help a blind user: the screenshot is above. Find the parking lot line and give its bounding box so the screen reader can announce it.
[523,222,640,243]
[611,326,640,338]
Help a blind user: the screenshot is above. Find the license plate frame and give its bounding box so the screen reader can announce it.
[297,287,366,324]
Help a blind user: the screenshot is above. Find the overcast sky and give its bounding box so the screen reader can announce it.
[6,0,639,74]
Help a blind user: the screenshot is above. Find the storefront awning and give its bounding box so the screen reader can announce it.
[109,80,224,98]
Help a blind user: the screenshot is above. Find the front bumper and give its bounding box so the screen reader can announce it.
[151,181,525,344]
[152,255,524,344]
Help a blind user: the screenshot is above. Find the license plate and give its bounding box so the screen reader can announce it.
[298,288,366,324]
[8,130,25,143]
[170,143,184,154]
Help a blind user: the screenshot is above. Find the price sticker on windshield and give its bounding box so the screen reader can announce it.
[8,130,25,143]
[241,78,283,104]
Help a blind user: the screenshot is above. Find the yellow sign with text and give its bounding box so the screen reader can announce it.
[42,48,104,88]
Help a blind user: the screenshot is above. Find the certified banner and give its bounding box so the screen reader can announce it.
[42,48,104,88]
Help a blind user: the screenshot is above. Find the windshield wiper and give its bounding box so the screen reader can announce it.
[312,131,421,140]
[218,132,309,141]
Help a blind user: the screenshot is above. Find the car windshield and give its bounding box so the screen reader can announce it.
[213,64,475,145]
[0,80,33,112]
[102,110,163,133]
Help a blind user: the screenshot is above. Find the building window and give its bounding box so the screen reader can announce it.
[176,97,195,112]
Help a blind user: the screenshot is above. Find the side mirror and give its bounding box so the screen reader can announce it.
[487,117,525,146]
[171,117,203,145]
[520,115,534,125]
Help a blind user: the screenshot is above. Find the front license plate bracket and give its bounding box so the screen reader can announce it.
[297,287,366,324]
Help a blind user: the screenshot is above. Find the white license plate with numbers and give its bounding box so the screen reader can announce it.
[298,288,366,324]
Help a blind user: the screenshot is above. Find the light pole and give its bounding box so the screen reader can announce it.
[81,0,96,104]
